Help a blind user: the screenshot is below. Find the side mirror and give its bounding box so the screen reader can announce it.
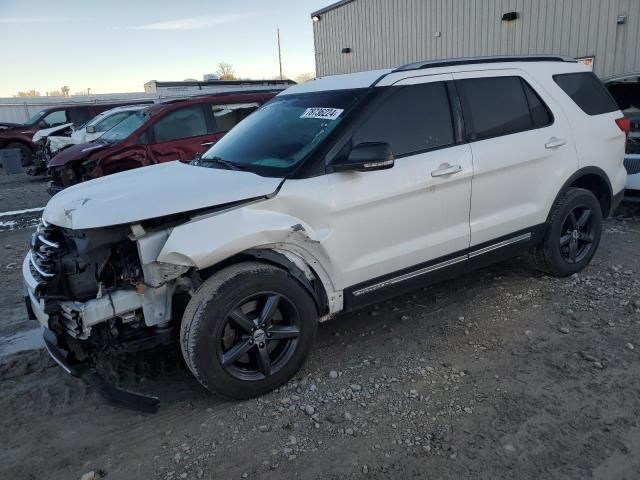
[332,142,395,173]
[85,125,96,134]
[38,120,48,129]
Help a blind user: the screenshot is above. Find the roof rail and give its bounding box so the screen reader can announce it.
[157,89,285,105]
[394,55,577,72]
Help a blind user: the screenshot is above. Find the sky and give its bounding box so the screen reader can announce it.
[0,0,331,96]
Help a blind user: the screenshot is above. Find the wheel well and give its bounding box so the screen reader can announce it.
[196,249,330,316]
[6,140,34,153]
[568,173,612,217]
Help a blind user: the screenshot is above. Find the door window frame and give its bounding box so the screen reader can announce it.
[454,74,555,143]
[324,79,463,173]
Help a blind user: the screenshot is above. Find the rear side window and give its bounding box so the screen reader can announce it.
[457,76,551,141]
[554,72,619,116]
[153,105,208,143]
[210,103,258,133]
[352,82,454,156]
[523,82,553,128]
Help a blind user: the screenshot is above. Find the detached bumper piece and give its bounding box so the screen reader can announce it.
[42,329,159,414]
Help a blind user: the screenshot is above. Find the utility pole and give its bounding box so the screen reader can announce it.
[277,28,283,80]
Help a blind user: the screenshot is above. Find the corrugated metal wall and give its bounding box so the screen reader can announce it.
[313,0,640,80]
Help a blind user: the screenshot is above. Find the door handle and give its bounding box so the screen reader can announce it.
[545,137,566,149]
[431,163,463,177]
[201,141,216,147]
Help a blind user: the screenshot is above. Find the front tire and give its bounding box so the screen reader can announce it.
[180,262,318,399]
[533,187,602,277]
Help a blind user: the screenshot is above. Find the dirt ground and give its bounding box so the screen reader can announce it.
[0,174,639,480]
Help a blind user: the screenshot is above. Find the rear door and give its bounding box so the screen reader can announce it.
[452,70,578,256]
[147,104,213,163]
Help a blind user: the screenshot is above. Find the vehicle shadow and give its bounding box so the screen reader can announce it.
[101,255,543,414]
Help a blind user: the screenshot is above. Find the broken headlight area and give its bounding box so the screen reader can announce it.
[48,159,102,193]
[29,219,192,350]
[26,218,196,412]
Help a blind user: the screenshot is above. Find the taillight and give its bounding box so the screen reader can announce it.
[616,117,631,136]
[616,117,631,155]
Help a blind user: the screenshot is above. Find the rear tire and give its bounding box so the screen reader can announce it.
[180,262,318,399]
[6,142,33,166]
[533,188,602,277]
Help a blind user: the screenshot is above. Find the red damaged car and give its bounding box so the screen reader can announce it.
[0,102,149,166]
[47,91,282,194]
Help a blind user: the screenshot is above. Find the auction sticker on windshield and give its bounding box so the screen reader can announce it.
[300,107,344,120]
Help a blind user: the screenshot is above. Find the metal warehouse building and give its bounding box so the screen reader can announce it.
[311,0,640,81]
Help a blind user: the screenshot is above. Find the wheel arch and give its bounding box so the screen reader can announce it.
[549,167,613,219]
[5,139,35,153]
[196,247,333,318]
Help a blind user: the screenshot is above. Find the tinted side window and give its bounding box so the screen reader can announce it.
[153,105,207,143]
[210,104,258,133]
[554,72,619,116]
[457,77,534,140]
[522,81,553,128]
[352,82,454,156]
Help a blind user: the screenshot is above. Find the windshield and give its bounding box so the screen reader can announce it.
[25,110,46,125]
[100,110,149,143]
[199,89,364,175]
[94,111,135,133]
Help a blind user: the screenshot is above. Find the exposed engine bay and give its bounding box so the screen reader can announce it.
[27,219,192,360]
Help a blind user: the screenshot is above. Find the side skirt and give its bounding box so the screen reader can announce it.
[343,224,547,311]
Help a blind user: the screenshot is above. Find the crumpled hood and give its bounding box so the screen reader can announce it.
[32,123,73,143]
[43,161,282,230]
[48,141,107,167]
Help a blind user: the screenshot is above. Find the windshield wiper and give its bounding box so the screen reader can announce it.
[199,156,245,171]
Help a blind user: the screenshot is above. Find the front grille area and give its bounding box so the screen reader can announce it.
[29,220,64,282]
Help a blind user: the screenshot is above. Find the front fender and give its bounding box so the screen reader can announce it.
[157,205,329,270]
[156,206,342,314]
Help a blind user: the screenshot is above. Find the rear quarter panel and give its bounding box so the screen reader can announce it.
[539,66,627,196]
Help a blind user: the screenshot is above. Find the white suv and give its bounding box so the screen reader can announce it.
[23,56,627,408]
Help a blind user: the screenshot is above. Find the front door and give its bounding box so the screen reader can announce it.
[324,75,473,301]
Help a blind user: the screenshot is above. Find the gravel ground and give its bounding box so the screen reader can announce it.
[0,175,639,480]
[0,172,50,213]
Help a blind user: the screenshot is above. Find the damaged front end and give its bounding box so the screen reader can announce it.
[24,219,193,412]
[29,138,54,176]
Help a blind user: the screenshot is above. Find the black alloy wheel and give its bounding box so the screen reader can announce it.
[180,262,318,399]
[218,292,301,381]
[559,205,596,264]
[532,187,603,277]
